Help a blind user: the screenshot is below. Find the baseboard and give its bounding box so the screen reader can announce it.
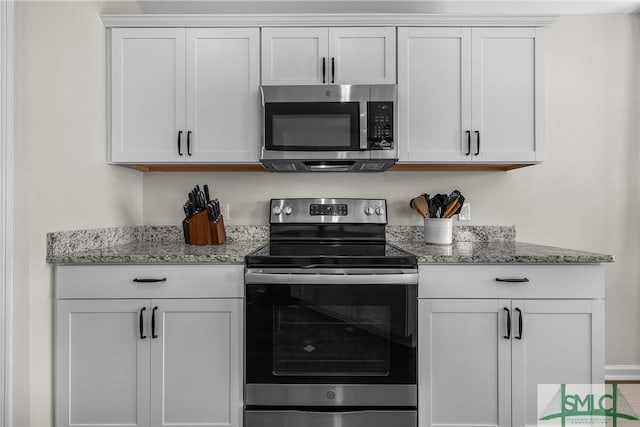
[606,365,640,382]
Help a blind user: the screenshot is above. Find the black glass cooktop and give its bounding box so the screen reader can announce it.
[245,242,417,269]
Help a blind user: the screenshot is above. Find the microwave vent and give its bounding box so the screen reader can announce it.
[360,161,387,171]
[272,163,297,172]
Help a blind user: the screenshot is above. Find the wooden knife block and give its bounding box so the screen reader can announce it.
[182,210,226,245]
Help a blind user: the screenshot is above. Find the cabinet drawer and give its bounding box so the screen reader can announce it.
[419,264,604,299]
[55,264,244,299]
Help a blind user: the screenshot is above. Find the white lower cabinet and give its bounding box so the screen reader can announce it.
[54,265,244,427]
[418,265,604,427]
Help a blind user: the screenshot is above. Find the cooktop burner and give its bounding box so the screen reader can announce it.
[246,242,416,268]
[245,198,416,269]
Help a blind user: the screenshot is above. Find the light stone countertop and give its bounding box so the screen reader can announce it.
[46,225,614,265]
[392,241,614,264]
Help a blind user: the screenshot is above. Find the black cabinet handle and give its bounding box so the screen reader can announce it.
[177,130,183,156]
[465,130,471,155]
[475,130,480,155]
[515,307,523,339]
[331,57,335,84]
[139,307,147,340]
[133,278,167,283]
[503,307,511,339]
[322,57,326,84]
[495,277,529,283]
[187,130,192,156]
[151,306,158,339]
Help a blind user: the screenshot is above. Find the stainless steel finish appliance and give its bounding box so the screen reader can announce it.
[245,410,417,427]
[260,85,397,172]
[244,198,417,427]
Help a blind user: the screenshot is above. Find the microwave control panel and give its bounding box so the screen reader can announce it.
[367,102,394,150]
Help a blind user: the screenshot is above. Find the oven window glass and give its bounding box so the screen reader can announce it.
[273,303,390,376]
[265,102,360,151]
[246,283,417,384]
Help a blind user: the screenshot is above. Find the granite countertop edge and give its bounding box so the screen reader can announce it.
[46,225,614,265]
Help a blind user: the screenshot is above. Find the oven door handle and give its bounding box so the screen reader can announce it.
[245,272,418,285]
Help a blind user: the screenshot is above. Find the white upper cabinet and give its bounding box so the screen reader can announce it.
[398,27,543,164]
[261,27,396,85]
[328,27,396,84]
[110,28,260,163]
[398,27,471,162]
[472,28,542,162]
[185,28,260,162]
[110,28,186,163]
[261,28,328,85]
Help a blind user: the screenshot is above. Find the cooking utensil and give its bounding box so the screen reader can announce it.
[443,200,460,218]
[410,195,429,218]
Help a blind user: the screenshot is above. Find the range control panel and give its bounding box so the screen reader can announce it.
[270,198,387,224]
[310,204,348,216]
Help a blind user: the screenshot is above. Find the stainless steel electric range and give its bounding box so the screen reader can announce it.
[244,198,418,427]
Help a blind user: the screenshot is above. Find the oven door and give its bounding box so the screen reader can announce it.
[264,102,365,151]
[245,269,417,407]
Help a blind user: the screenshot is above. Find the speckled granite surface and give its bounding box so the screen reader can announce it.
[387,225,515,243]
[48,240,264,264]
[47,226,143,259]
[47,224,613,264]
[393,241,614,264]
[47,225,268,264]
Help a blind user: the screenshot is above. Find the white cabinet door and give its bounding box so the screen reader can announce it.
[186,28,260,162]
[261,27,329,85]
[328,27,396,84]
[398,27,471,162]
[261,27,396,85]
[511,299,604,427]
[110,28,186,163]
[397,27,542,164]
[419,299,511,427]
[150,299,243,427]
[471,28,543,162]
[55,299,151,427]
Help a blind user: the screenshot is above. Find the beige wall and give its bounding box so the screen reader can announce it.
[13,1,143,425]
[10,6,640,427]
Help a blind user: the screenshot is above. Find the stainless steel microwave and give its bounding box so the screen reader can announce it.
[260,85,397,172]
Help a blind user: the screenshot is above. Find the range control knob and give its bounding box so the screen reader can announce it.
[364,207,374,216]
[375,207,385,216]
[283,206,293,216]
[272,206,282,216]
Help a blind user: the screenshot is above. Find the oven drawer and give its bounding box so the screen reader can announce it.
[245,409,417,427]
[245,384,416,406]
[418,264,604,299]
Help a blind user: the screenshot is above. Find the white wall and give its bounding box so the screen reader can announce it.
[13,1,143,425]
[11,6,640,427]
[143,14,640,364]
